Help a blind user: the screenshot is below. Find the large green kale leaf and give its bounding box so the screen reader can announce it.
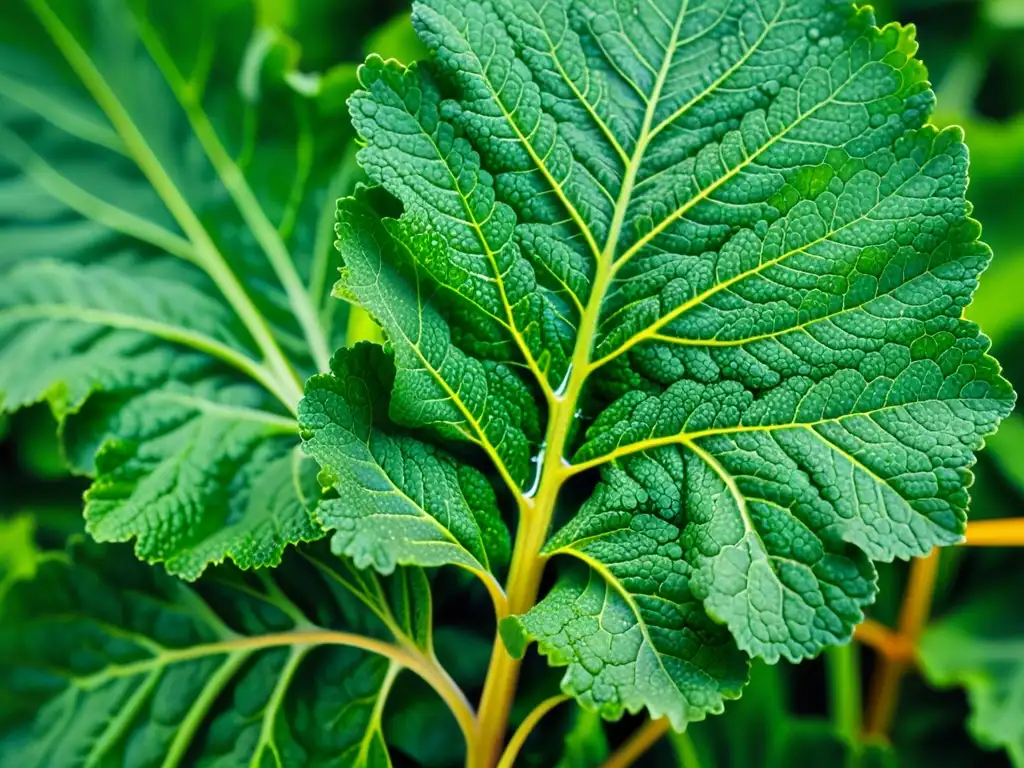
[314,0,1014,730]
[0,0,367,576]
[0,540,457,767]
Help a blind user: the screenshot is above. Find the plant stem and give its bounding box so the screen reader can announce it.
[471,487,557,767]
[471,251,614,766]
[827,642,862,765]
[496,695,570,768]
[311,142,361,316]
[0,126,196,262]
[669,731,704,768]
[964,518,1024,546]
[854,619,909,660]
[600,719,670,768]
[856,515,1024,740]
[865,551,940,738]
[132,18,333,374]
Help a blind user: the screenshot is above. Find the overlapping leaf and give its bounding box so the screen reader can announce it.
[0,259,321,580]
[328,0,1013,728]
[300,343,510,598]
[332,197,542,491]
[0,0,354,359]
[0,541,446,767]
[503,460,749,729]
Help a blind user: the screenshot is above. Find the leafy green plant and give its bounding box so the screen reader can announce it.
[0,0,1018,766]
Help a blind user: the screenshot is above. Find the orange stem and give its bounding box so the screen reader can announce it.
[855,619,912,661]
[864,550,940,738]
[897,550,941,639]
[964,518,1024,546]
[600,718,671,768]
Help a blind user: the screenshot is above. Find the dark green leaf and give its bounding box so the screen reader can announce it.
[0,542,454,766]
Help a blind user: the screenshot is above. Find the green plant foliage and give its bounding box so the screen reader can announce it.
[680,662,895,767]
[557,709,609,768]
[919,589,1024,765]
[0,514,38,602]
[300,343,511,584]
[0,0,360,578]
[0,541,440,766]
[320,0,1011,731]
[1,0,1021,765]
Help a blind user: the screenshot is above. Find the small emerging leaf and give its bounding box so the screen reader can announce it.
[300,343,511,583]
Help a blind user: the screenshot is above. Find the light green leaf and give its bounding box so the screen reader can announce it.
[299,343,510,599]
[0,542,454,767]
[919,590,1024,766]
[72,380,321,581]
[0,259,321,580]
[0,0,385,575]
[556,708,609,768]
[363,11,430,62]
[953,115,1024,348]
[983,412,1024,496]
[0,0,353,374]
[985,0,1024,29]
[0,514,39,603]
[0,259,266,414]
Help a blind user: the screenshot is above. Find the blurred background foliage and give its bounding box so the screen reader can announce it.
[0,0,1021,766]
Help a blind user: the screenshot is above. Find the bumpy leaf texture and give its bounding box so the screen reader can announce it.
[300,343,511,602]
[0,541,437,767]
[0,0,360,577]
[312,0,1014,730]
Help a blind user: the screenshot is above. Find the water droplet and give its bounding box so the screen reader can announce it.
[524,447,546,498]
[554,364,574,397]
[808,27,820,40]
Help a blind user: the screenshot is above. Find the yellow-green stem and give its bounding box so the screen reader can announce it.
[470,6,691,761]
[471,256,613,767]
[469,434,567,767]
[496,695,570,768]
